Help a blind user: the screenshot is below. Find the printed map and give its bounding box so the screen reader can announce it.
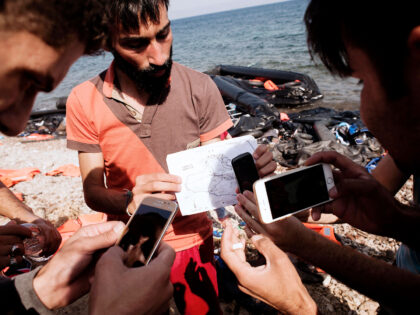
[167,135,257,215]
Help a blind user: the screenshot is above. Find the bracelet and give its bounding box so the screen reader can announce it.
[123,189,133,216]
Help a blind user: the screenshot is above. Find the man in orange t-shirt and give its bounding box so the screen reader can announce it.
[66,0,276,313]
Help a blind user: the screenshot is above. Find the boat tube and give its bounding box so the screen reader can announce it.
[209,64,323,107]
[208,65,323,136]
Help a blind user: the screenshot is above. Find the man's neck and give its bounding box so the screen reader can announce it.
[115,67,149,109]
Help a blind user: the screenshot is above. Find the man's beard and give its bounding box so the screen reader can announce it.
[113,48,173,99]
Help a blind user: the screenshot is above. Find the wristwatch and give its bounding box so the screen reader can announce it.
[123,189,133,216]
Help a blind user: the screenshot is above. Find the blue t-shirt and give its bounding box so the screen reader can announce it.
[395,175,420,273]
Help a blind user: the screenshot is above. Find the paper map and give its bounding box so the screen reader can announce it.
[166,135,257,215]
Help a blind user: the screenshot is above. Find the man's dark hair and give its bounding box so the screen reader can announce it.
[0,0,108,54]
[107,0,169,39]
[304,0,420,99]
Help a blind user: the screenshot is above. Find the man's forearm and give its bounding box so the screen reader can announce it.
[391,203,420,250]
[286,228,420,310]
[83,184,127,215]
[0,182,38,222]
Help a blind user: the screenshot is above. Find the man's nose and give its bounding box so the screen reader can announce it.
[147,40,167,66]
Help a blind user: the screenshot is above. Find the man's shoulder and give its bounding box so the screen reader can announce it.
[172,62,212,83]
[71,69,107,95]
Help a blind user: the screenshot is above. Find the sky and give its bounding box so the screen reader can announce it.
[168,0,288,20]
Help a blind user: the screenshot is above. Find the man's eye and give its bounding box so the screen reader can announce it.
[24,74,43,90]
[156,31,169,40]
[121,40,149,50]
[125,43,147,50]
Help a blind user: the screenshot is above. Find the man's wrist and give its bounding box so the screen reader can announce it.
[15,208,39,223]
[277,222,313,254]
[32,265,55,309]
[390,203,420,247]
[123,189,134,215]
[282,288,317,315]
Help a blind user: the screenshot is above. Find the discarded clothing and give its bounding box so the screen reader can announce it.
[57,212,108,249]
[46,164,80,177]
[269,107,384,168]
[22,133,55,141]
[0,168,40,187]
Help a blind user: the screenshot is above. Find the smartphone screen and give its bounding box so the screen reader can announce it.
[265,164,330,219]
[232,152,260,193]
[118,200,176,267]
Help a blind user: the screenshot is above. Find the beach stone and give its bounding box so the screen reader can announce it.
[0,136,412,314]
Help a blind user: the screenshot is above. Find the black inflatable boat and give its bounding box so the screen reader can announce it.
[207,65,323,137]
[209,64,323,108]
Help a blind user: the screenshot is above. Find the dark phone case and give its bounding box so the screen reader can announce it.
[118,200,178,267]
[231,152,260,193]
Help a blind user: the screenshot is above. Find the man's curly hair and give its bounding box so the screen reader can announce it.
[0,0,108,54]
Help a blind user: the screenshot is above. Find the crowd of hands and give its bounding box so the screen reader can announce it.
[1,144,414,313]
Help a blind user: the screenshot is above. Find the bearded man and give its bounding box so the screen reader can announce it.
[66,0,275,313]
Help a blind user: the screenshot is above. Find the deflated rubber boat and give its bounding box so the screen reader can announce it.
[208,65,323,137]
[209,64,323,108]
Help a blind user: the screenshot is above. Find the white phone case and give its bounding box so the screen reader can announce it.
[253,163,335,223]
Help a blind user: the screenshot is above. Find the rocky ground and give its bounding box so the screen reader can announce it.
[0,136,412,314]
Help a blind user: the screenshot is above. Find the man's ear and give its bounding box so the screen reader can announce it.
[408,26,420,58]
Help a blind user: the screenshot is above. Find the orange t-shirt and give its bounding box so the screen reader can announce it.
[66,62,233,252]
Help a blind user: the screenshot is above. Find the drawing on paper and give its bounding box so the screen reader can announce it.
[167,135,257,215]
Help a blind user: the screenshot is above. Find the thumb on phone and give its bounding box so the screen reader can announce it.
[148,242,175,271]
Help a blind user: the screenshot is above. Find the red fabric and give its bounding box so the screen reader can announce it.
[0,168,40,187]
[220,131,229,140]
[23,133,54,141]
[264,80,279,91]
[170,236,221,315]
[303,223,340,245]
[57,213,108,250]
[46,164,81,177]
[280,112,290,121]
[13,192,24,201]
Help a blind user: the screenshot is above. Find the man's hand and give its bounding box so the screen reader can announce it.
[0,222,31,269]
[220,221,317,314]
[30,218,61,257]
[89,243,175,315]
[234,191,307,251]
[305,151,404,235]
[253,145,277,178]
[33,221,125,309]
[127,173,182,215]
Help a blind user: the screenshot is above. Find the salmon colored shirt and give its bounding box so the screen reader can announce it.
[66,62,233,252]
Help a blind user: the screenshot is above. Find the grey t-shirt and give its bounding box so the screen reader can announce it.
[1,267,53,314]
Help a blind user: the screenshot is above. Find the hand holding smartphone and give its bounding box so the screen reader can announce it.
[253,163,335,223]
[116,196,178,267]
[231,152,260,193]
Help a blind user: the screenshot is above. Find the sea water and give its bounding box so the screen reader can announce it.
[34,0,361,112]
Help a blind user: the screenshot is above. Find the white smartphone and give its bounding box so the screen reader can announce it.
[116,196,178,267]
[253,163,335,223]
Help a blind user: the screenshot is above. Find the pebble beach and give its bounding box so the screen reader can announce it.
[0,134,413,314]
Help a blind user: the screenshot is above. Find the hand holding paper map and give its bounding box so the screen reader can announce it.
[166,135,257,215]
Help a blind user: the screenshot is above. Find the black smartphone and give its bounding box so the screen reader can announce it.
[231,152,260,193]
[116,196,178,267]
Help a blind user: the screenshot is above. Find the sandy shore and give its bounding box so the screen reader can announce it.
[0,136,411,314]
